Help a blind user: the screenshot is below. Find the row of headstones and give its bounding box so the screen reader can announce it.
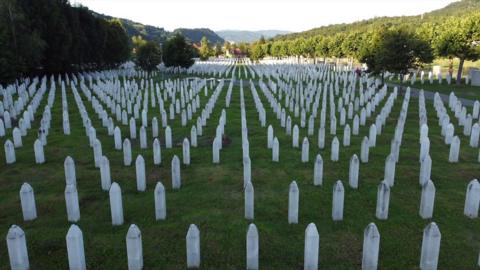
[242,157,435,221]
[263,90,398,163]
[259,76,390,146]
[3,90,56,164]
[5,220,446,270]
[73,74,222,167]
[258,76,376,136]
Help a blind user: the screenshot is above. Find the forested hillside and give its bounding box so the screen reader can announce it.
[95,13,224,45]
[276,0,480,40]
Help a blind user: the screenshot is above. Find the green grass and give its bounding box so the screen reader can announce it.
[387,78,480,101]
[1,69,480,269]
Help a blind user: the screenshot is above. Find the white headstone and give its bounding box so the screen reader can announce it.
[267,125,274,149]
[349,154,359,189]
[384,154,396,187]
[155,182,166,220]
[109,182,124,225]
[186,224,201,268]
[126,224,143,270]
[448,136,460,162]
[272,137,279,162]
[123,139,132,166]
[172,155,181,189]
[65,184,80,222]
[212,137,220,163]
[332,180,344,221]
[34,139,45,164]
[100,156,111,191]
[20,183,37,221]
[66,224,86,270]
[183,138,190,165]
[464,179,480,218]
[376,181,390,220]
[331,137,339,161]
[304,223,319,270]
[361,137,369,163]
[136,155,146,191]
[288,181,299,224]
[153,138,162,165]
[313,154,323,186]
[5,139,16,164]
[245,181,254,220]
[301,137,309,163]
[362,223,380,270]
[420,222,441,270]
[246,223,259,270]
[420,180,436,219]
[6,225,29,270]
[165,126,172,148]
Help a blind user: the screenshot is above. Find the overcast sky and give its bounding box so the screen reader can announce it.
[73,0,457,32]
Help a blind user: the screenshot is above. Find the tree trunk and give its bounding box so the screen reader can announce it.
[456,58,465,85]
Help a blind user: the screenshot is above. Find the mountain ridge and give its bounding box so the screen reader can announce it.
[217,30,291,43]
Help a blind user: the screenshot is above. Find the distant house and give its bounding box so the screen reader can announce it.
[234,48,245,57]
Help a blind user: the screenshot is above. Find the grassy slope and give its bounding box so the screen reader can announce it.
[0,67,480,269]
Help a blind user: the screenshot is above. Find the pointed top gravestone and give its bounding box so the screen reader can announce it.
[246,223,259,270]
[289,181,299,224]
[172,155,181,189]
[126,224,143,270]
[155,182,167,220]
[64,156,76,186]
[332,180,345,221]
[6,225,29,270]
[186,224,201,268]
[66,224,86,270]
[362,223,380,270]
[109,182,124,226]
[304,223,319,270]
[245,181,254,220]
[420,222,441,270]
[20,183,37,221]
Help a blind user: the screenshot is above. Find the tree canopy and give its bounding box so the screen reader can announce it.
[0,0,131,84]
[433,14,480,84]
[162,34,195,68]
[136,41,162,71]
[358,27,433,80]
[198,36,212,61]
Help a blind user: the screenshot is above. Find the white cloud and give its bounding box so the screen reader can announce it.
[73,0,457,32]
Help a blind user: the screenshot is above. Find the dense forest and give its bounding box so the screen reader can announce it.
[0,0,131,83]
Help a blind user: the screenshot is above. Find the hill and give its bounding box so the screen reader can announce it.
[217,30,291,43]
[276,0,480,40]
[174,28,224,44]
[93,12,224,45]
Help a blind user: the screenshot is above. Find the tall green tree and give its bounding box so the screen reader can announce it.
[136,41,162,71]
[198,36,212,61]
[0,0,45,82]
[163,34,195,68]
[359,27,433,82]
[104,19,130,66]
[434,14,480,85]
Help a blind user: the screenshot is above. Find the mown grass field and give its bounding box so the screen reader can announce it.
[387,78,480,101]
[1,66,480,269]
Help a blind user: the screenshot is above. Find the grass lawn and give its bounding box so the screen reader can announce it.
[1,66,480,269]
[387,78,480,101]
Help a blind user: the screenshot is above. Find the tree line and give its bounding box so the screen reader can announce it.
[248,13,480,85]
[0,0,132,84]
